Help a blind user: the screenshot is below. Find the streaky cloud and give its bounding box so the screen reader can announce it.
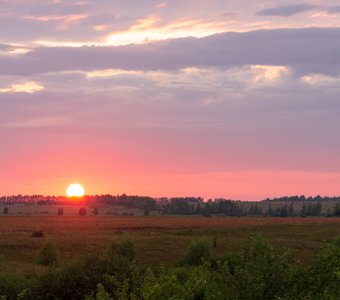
[256,3,340,17]
[256,4,316,17]
[1,28,340,77]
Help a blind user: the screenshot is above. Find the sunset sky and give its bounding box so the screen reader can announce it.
[1,0,340,199]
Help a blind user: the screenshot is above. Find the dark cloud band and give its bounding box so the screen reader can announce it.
[0,28,340,77]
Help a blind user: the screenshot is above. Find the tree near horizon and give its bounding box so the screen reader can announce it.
[79,207,87,216]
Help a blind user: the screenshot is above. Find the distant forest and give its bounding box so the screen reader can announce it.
[1,194,340,217]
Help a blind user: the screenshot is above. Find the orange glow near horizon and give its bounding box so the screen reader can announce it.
[66,183,85,197]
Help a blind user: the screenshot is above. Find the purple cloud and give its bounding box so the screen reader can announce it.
[0,28,339,77]
[256,4,316,17]
[256,3,340,17]
[327,6,340,13]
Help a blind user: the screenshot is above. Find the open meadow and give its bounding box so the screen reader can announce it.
[1,216,339,275]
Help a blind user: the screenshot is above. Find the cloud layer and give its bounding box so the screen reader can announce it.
[1,0,340,198]
[1,28,340,77]
[257,3,340,17]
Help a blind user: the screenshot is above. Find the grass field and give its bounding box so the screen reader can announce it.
[1,216,340,276]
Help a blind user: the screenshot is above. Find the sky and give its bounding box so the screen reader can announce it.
[1,0,340,200]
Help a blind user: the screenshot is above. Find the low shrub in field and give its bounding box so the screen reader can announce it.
[142,236,296,300]
[107,236,136,262]
[1,235,340,299]
[181,237,211,266]
[27,254,143,300]
[31,230,44,238]
[141,265,211,300]
[36,240,60,267]
[299,236,340,299]
[0,275,28,300]
[219,236,295,300]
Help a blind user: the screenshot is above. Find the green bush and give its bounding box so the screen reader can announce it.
[0,275,29,300]
[28,254,142,300]
[84,283,112,300]
[107,236,136,262]
[36,240,60,267]
[31,230,44,238]
[220,236,295,300]
[1,235,339,300]
[182,238,211,266]
[302,236,340,299]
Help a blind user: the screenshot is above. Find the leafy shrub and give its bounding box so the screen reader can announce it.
[221,235,295,300]
[84,284,111,300]
[57,208,64,216]
[0,275,29,300]
[142,265,216,300]
[3,207,8,215]
[28,253,142,300]
[31,230,44,238]
[182,238,211,266]
[36,240,60,267]
[107,236,136,262]
[1,235,339,300]
[302,236,340,299]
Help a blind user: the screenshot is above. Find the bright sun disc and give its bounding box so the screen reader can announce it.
[66,183,85,197]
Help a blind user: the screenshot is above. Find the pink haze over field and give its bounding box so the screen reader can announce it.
[1,0,340,199]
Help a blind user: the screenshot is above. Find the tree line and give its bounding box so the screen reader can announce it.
[2,194,340,217]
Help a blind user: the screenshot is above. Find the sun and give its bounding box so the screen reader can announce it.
[66,183,85,197]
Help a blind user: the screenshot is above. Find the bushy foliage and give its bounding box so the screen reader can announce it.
[27,254,143,300]
[142,236,296,300]
[84,284,112,300]
[301,236,340,299]
[31,230,44,238]
[182,238,211,266]
[219,236,295,299]
[57,207,64,216]
[0,275,28,300]
[31,255,112,299]
[107,236,136,262]
[36,239,60,267]
[142,265,213,300]
[2,235,340,300]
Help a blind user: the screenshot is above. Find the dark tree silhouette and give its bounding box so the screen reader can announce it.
[79,207,87,216]
[92,206,99,215]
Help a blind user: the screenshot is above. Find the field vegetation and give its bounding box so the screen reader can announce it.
[0,216,339,299]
